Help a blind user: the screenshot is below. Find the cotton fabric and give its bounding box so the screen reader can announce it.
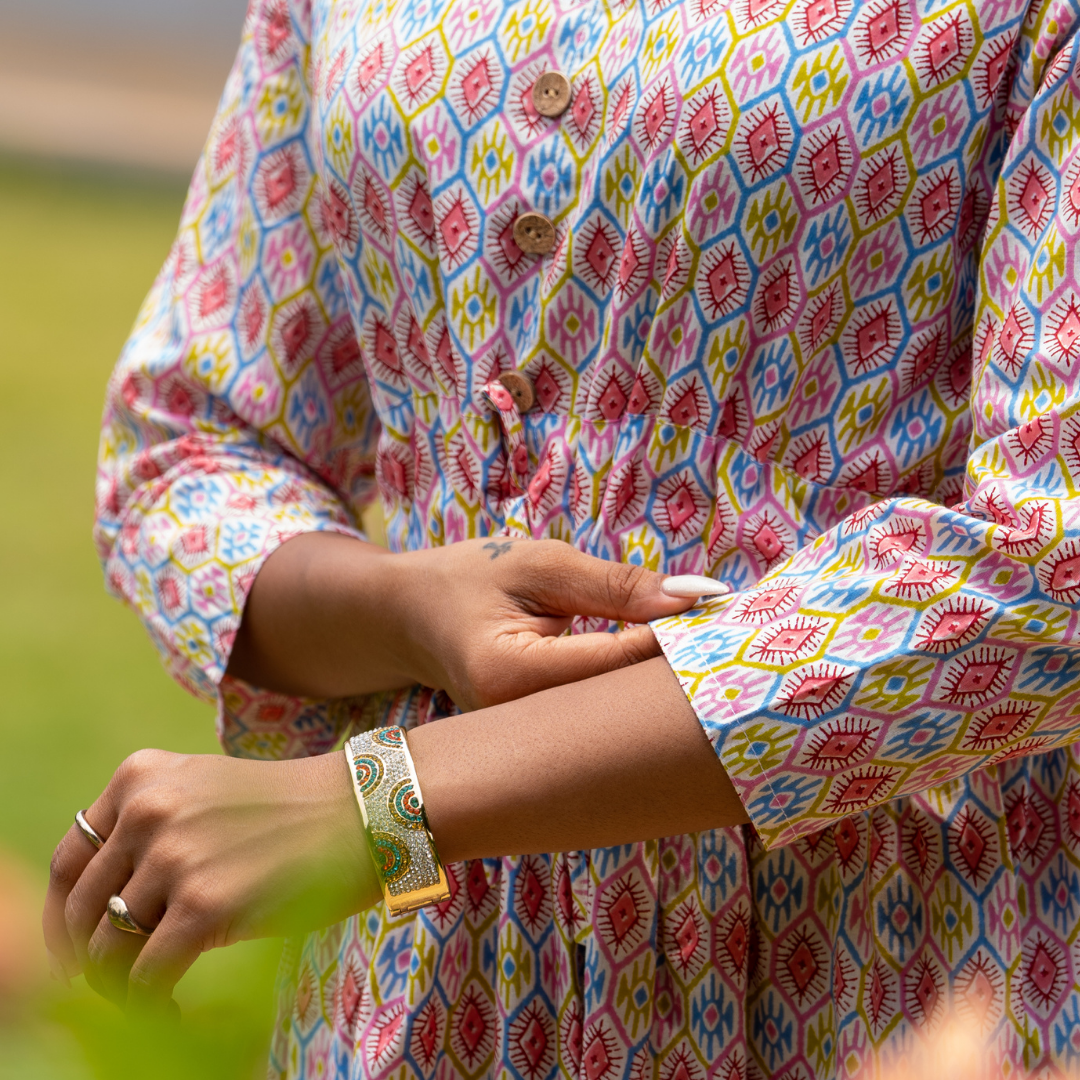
[96,0,1080,1075]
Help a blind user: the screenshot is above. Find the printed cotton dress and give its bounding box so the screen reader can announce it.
[96,0,1080,1075]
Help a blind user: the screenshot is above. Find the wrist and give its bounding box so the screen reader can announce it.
[229,532,421,698]
[304,750,382,912]
[343,728,451,914]
[316,539,422,694]
[369,547,451,692]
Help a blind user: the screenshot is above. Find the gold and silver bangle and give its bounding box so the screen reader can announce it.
[345,727,450,916]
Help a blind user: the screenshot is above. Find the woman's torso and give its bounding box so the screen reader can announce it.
[257,0,1017,569]
[224,0,1080,1076]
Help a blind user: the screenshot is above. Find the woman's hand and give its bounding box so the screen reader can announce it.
[42,748,378,1010]
[44,657,748,1012]
[228,534,716,710]
[385,537,711,710]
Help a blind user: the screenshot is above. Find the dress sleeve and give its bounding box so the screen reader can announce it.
[653,27,1080,848]
[94,0,379,755]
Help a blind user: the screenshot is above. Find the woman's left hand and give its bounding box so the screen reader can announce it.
[42,748,379,1010]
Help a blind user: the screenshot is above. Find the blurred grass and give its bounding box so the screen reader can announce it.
[0,155,281,1078]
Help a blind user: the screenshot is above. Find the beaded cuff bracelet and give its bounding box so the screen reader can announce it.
[345,727,450,916]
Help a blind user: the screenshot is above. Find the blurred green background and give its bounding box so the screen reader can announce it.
[0,155,281,1079]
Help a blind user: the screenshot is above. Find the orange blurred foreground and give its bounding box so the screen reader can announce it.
[0,849,48,1013]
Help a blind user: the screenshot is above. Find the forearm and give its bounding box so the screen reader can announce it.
[225,532,708,708]
[410,655,749,861]
[226,532,415,699]
[46,650,745,1007]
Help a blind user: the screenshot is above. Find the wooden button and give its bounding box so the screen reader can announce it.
[532,71,572,117]
[513,212,556,255]
[497,371,535,412]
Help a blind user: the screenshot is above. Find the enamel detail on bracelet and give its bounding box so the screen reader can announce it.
[346,729,449,916]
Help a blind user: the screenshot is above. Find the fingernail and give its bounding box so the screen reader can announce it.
[47,949,70,988]
[661,574,731,598]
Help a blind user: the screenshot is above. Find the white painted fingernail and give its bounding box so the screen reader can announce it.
[661,575,731,598]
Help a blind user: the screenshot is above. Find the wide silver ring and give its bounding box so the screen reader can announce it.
[107,894,153,937]
[75,810,105,850]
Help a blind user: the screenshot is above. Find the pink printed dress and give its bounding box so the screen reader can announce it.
[96,0,1080,1075]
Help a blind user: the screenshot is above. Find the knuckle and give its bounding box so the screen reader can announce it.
[123,788,174,832]
[116,748,168,789]
[153,839,189,879]
[620,633,656,666]
[127,965,156,993]
[606,560,645,606]
[115,752,145,788]
[49,844,78,893]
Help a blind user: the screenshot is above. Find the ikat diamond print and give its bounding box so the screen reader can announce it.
[95,0,1080,1075]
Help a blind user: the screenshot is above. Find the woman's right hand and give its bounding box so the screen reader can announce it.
[227,533,718,710]
[385,536,710,710]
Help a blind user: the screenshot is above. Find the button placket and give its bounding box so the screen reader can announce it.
[510,71,573,261]
[482,374,535,489]
[495,71,565,494]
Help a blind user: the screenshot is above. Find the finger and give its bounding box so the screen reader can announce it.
[65,837,133,975]
[84,909,147,1006]
[522,547,726,624]
[44,798,120,980]
[82,786,123,854]
[509,625,664,697]
[44,828,96,979]
[126,907,207,1013]
[85,871,163,1006]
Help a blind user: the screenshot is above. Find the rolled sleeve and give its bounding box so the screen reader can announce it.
[94,0,378,752]
[654,25,1080,847]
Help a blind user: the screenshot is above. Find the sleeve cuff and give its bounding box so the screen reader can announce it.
[216,672,375,759]
[100,453,366,700]
[652,602,807,850]
[215,676,464,760]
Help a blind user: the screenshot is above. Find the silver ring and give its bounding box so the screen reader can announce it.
[107,894,153,937]
[75,810,105,850]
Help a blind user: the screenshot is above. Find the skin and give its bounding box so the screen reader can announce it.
[44,534,749,1010]
[228,533,708,707]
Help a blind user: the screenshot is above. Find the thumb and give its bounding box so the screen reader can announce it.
[524,546,729,623]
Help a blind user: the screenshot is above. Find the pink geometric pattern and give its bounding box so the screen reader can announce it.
[93,0,1080,1075]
